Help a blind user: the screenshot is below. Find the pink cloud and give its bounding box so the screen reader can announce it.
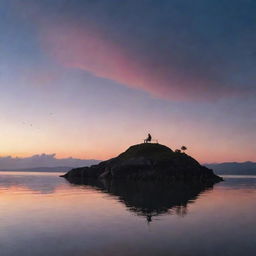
[39,22,242,101]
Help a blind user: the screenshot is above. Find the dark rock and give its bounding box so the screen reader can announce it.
[61,143,223,183]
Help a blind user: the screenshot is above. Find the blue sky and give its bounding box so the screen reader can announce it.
[0,0,256,162]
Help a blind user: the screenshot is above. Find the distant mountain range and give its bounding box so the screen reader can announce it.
[205,162,256,175]
[1,156,255,175]
[0,167,73,172]
[0,154,100,170]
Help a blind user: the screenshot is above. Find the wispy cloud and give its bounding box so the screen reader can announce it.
[40,22,244,102]
[11,0,256,101]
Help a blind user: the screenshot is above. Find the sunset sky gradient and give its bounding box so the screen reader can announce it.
[1,0,256,163]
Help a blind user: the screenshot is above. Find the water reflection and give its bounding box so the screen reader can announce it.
[0,172,63,194]
[65,177,214,221]
[0,172,255,256]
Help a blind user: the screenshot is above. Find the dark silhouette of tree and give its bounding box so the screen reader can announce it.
[181,146,187,153]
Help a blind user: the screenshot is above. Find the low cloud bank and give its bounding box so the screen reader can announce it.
[0,154,100,170]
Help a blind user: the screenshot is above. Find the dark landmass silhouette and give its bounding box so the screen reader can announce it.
[66,177,213,221]
[63,143,223,183]
[206,162,256,175]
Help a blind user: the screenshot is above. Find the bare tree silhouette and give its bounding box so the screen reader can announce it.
[181,146,187,153]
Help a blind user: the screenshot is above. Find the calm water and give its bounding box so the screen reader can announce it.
[0,172,255,256]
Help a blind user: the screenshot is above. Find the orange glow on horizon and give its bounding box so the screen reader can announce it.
[1,141,256,164]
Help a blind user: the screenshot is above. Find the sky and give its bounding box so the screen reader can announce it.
[0,0,256,163]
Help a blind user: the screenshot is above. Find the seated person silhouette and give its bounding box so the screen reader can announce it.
[144,133,152,143]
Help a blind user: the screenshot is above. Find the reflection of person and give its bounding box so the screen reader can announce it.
[144,133,152,143]
[146,214,152,223]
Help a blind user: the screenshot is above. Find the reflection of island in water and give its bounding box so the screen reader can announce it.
[66,177,214,222]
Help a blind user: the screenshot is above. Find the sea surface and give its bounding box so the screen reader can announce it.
[0,171,255,256]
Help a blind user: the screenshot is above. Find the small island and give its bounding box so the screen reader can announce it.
[62,143,223,184]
